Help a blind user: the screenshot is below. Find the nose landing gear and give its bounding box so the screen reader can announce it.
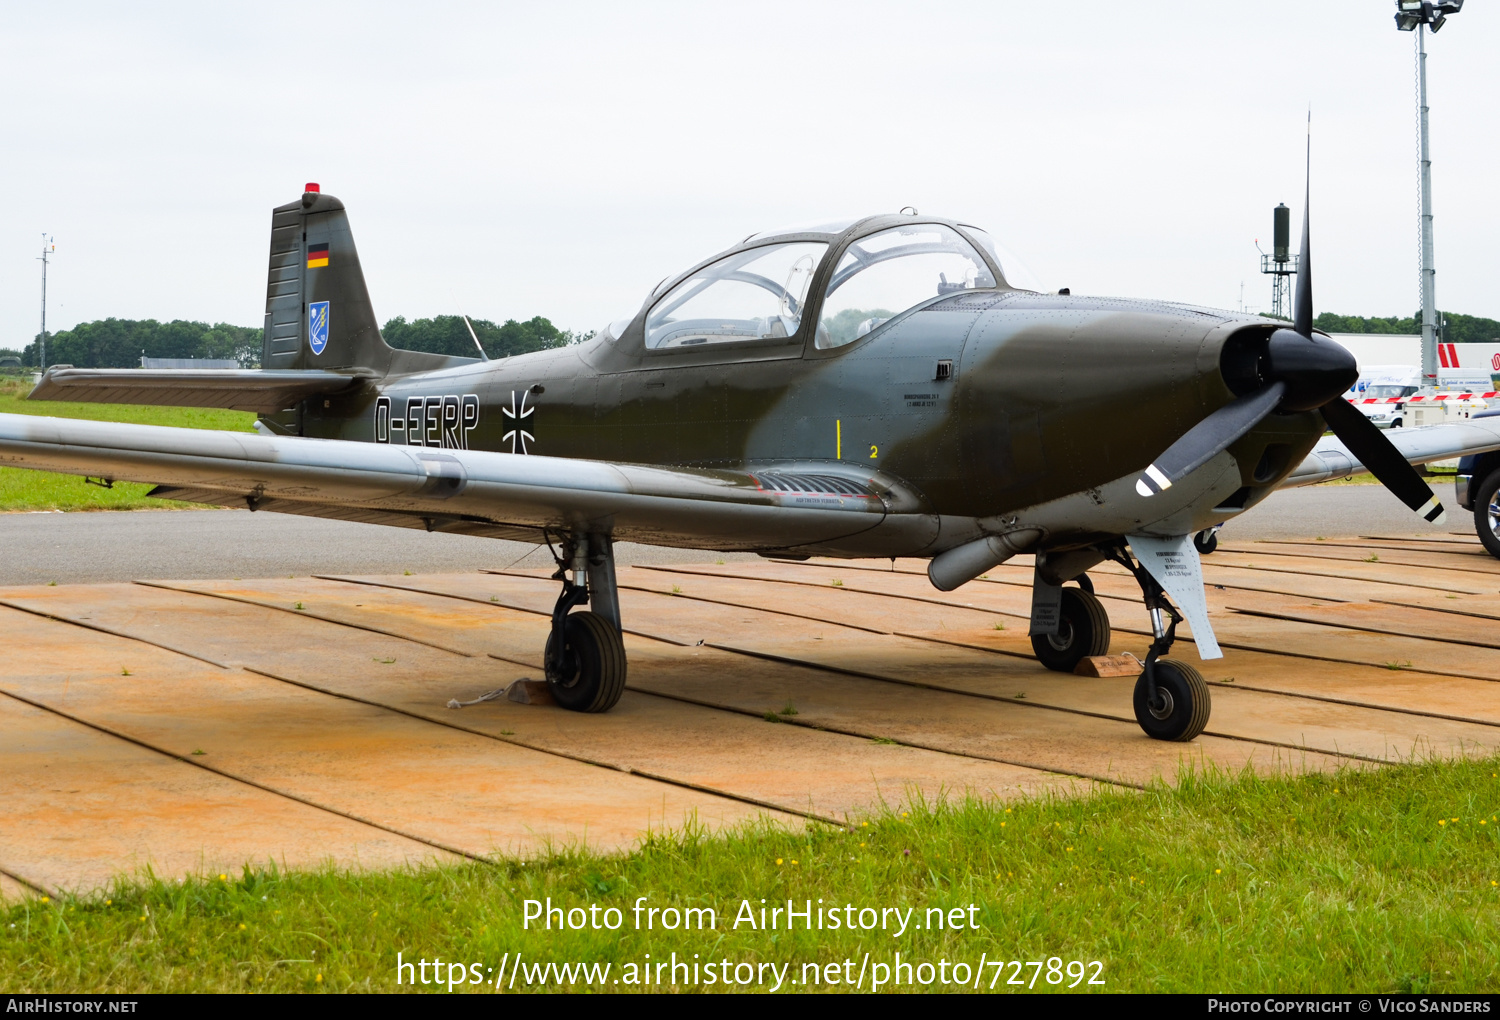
[1132,658,1210,741]
[1103,541,1211,742]
[544,533,627,712]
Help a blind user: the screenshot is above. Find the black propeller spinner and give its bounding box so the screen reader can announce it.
[1135,175,1447,526]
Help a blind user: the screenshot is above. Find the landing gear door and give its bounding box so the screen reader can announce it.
[1126,533,1223,661]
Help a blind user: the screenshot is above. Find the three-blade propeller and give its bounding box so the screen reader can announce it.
[1135,177,1446,526]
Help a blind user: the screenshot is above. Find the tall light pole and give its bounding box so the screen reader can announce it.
[1396,0,1464,389]
[37,234,54,371]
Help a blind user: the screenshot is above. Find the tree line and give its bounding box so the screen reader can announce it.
[1313,311,1500,344]
[2,315,592,369]
[4,309,1494,372]
[380,315,591,359]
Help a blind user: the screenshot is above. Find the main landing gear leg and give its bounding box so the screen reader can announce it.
[543,533,627,713]
[1103,541,1211,742]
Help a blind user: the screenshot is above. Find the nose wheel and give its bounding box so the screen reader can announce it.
[1132,659,1210,742]
[1102,541,1212,742]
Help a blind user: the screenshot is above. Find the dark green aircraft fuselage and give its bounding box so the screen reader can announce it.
[286,299,1314,528]
[263,196,1321,552]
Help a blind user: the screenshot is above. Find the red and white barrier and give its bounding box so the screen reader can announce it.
[1347,392,1497,403]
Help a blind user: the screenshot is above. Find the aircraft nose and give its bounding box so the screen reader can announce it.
[1265,328,1358,411]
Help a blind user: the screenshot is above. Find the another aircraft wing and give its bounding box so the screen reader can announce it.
[28,368,371,413]
[1281,415,1500,488]
[0,413,933,553]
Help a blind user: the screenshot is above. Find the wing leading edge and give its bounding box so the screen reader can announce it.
[0,413,936,554]
[1280,416,1500,488]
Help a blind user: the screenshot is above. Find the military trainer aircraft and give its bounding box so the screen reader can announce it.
[7,183,1500,742]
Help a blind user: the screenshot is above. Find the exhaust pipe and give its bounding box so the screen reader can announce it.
[927,529,1042,592]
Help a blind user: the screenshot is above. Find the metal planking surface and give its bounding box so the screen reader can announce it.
[3,528,1498,892]
[0,583,1077,827]
[0,694,457,895]
[0,609,781,861]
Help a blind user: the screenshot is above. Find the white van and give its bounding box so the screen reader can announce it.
[1346,365,1420,429]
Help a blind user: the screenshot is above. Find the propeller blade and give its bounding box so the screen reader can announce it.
[1320,396,1447,524]
[1135,382,1286,497]
[1290,122,1441,525]
[1293,170,1312,338]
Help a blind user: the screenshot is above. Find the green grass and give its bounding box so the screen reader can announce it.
[4,756,1499,993]
[0,377,255,511]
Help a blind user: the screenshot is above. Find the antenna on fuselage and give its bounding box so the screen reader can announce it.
[461,314,490,361]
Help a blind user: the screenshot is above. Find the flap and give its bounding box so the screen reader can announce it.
[147,485,545,541]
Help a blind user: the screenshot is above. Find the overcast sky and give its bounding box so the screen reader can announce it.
[3,1,1496,345]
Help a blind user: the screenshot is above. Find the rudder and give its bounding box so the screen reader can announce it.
[261,185,474,375]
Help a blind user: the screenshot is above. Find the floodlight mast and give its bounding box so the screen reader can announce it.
[1416,21,1437,386]
[37,234,53,372]
[1395,0,1464,388]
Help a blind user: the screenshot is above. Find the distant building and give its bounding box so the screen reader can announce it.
[0,356,20,369]
[1330,333,1500,400]
[140,357,241,370]
[1327,334,1420,367]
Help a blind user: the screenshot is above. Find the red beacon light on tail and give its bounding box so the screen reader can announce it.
[304,182,320,193]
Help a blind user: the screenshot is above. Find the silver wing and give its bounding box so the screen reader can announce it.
[0,413,937,556]
[1281,415,1500,488]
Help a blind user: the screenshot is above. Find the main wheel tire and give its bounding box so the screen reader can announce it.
[1475,467,1500,562]
[1193,529,1219,555]
[1031,586,1112,672]
[1132,659,1211,742]
[545,611,627,713]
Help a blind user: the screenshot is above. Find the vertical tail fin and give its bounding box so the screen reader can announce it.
[262,187,394,373]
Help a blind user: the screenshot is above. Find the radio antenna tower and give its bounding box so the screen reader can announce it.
[37,234,54,371]
[1258,204,1297,319]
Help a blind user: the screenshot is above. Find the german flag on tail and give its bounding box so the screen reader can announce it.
[306,243,329,269]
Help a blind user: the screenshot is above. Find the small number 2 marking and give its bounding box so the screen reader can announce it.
[869,444,878,458]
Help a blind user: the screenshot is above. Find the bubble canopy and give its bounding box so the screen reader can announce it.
[612,214,1042,347]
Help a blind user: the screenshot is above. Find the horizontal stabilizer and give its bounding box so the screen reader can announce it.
[28,367,370,413]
